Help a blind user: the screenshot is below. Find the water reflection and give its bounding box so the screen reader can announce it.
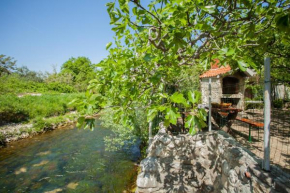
[0,121,138,192]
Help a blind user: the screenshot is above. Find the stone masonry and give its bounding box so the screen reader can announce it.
[136,123,290,193]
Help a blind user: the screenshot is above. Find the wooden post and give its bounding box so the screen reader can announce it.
[263,57,271,171]
[209,78,212,131]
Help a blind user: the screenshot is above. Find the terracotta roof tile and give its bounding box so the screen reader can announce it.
[199,65,231,78]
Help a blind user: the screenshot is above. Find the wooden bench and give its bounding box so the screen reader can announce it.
[235,117,264,142]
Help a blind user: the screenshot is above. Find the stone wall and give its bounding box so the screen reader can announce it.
[136,124,290,193]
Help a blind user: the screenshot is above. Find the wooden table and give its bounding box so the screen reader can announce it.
[211,107,242,132]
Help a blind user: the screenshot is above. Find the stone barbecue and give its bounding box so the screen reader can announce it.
[199,60,255,110]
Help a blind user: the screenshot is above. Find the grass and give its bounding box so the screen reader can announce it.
[33,113,79,131]
[0,93,83,124]
[0,93,83,144]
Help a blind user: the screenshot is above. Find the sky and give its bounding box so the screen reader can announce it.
[0,0,115,73]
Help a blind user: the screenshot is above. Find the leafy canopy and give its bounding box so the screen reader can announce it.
[0,55,16,76]
[76,0,290,133]
[60,57,97,91]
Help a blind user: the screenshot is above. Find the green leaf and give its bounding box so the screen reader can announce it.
[150,72,161,84]
[164,119,170,127]
[185,115,198,135]
[238,60,247,71]
[165,107,180,125]
[276,14,290,33]
[132,7,137,15]
[142,16,151,24]
[199,108,207,121]
[137,9,146,15]
[188,91,201,104]
[157,105,167,112]
[147,108,158,122]
[195,115,207,129]
[201,5,216,14]
[170,92,187,105]
[106,2,115,12]
[137,26,145,32]
[189,127,197,135]
[185,114,195,128]
[76,116,85,128]
[185,114,206,134]
[226,48,235,56]
[106,42,112,50]
[84,119,95,130]
[118,0,129,14]
[219,48,228,55]
[144,53,154,62]
[158,93,168,99]
[68,98,78,106]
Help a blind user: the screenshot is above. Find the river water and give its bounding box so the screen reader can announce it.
[0,121,139,192]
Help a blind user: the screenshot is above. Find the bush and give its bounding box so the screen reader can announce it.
[100,106,149,157]
[273,99,283,109]
[0,74,76,94]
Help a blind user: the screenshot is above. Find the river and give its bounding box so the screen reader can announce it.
[0,121,139,192]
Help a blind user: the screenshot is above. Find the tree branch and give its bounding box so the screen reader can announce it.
[130,0,162,24]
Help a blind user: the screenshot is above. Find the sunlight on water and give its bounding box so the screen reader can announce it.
[0,121,138,192]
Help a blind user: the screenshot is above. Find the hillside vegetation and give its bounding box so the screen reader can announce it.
[0,55,92,144]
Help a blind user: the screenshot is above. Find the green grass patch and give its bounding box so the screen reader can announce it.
[0,93,83,124]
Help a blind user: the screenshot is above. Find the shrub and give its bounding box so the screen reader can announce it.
[0,74,76,94]
[273,99,283,109]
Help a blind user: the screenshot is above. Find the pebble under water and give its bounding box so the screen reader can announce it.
[0,121,138,192]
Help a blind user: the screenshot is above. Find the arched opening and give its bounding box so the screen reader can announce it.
[222,77,239,94]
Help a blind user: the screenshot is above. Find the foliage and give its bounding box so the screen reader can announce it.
[245,81,263,100]
[32,113,78,131]
[244,99,264,110]
[101,107,148,152]
[45,72,74,86]
[76,0,290,137]
[0,55,95,94]
[0,74,76,94]
[171,64,204,94]
[15,66,45,82]
[0,55,16,76]
[273,99,283,108]
[60,57,97,91]
[0,93,82,124]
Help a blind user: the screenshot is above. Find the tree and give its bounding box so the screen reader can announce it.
[0,55,16,76]
[75,0,290,133]
[60,57,96,91]
[15,66,45,82]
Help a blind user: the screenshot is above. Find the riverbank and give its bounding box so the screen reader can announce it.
[0,112,78,146]
[0,93,84,146]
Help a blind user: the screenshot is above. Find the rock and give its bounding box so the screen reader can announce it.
[137,173,159,188]
[158,135,171,145]
[222,161,230,176]
[167,141,175,149]
[140,157,159,173]
[136,127,290,193]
